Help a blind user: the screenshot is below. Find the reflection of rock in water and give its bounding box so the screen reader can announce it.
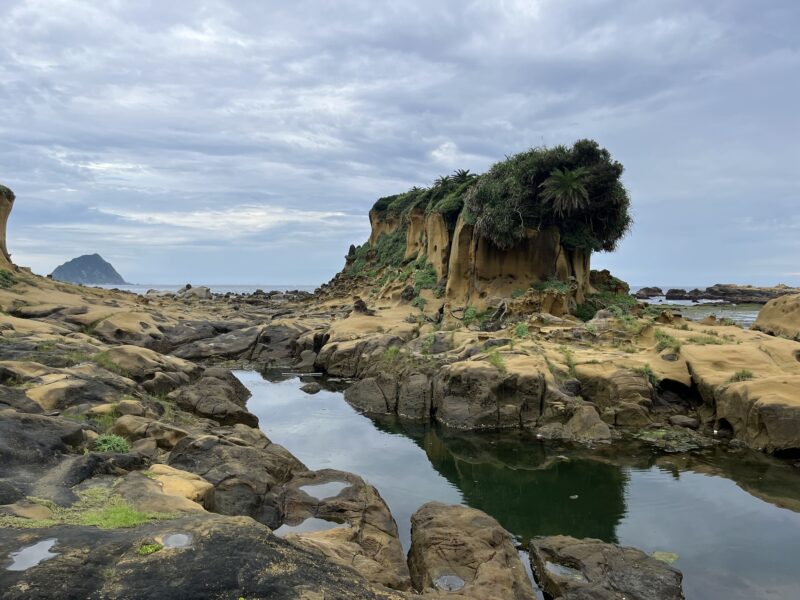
[374,417,628,543]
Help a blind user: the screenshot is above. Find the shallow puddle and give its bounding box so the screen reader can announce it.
[162,533,193,549]
[298,481,350,499]
[241,371,800,600]
[5,539,59,571]
[433,574,465,591]
[273,517,351,537]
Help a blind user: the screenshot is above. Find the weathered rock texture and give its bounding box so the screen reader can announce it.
[530,535,685,600]
[0,185,15,268]
[344,208,592,310]
[753,292,800,341]
[408,502,535,599]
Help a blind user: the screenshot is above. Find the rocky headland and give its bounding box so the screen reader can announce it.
[2,145,800,598]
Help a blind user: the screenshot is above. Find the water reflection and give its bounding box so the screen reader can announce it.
[374,418,628,543]
[242,370,800,600]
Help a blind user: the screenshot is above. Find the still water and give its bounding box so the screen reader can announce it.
[240,371,800,600]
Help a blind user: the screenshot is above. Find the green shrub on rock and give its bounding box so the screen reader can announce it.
[94,433,131,453]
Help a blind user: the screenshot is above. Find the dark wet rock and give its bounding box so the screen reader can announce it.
[250,321,310,366]
[537,404,612,444]
[299,382,321,394]
[562,378,582,396]
[612,403,652,427]
[0,410,83,470]
[294,349,317,372]
[575,367,653,414]
[634,286,663,299]
[167,435,305,527]
[27,452,147,506]
[397,372,432,420]
[344,375,397,414]
[665,288,692,301]
[529,535,684,600]
[316,334,404,378]
[669,415,699,430]
[432,361,545,429]
[409,502,535,599]
[400,285,416,302]
[170,326,264,360]
[352,297,375,316]
[168,376,256,427]
[0,385,42,413]
[0,514,407,600]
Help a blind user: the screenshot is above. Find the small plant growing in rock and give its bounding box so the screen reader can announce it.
[381,346,402,364]
[514,322,529,338]
[94,433,131,453]
[729,369,754,382]
[413,262,438,293]
[720,317,737,326]
[511,288,525,299]
[421,333,435,354]
[633,364,659,388]
[654,329,681,354]
[411,296,427,310]
[0,269,16,289]
[487,349,507,373]
[585,323,598,336]
[137,542,163,556]
[462,306,478,327]
[557,345,577,376]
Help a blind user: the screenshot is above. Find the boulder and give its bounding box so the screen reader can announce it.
[344,375,397,414]
[167,434,305,527]
[634,286,663,299]
[408,502,535,599]
[431,357,546,429]
[279,469,410,590]
[753,293,800,341]
[171,326,264,360]
[169,375,257,427]
[146,464,214,507]
[529,535,684,600]
[300,382,321,394]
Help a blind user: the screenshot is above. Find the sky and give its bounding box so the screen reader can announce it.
[1,0,798,287]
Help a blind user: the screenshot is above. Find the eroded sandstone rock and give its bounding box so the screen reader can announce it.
[409,502,535,599]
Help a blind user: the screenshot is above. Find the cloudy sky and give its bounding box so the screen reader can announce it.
[1,0,798,286]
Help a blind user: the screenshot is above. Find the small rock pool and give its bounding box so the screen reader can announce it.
[239,371,800,600]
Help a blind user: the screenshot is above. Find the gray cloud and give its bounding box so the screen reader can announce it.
[1,0,798,285]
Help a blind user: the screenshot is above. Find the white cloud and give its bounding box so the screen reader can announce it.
[96,205,360,235]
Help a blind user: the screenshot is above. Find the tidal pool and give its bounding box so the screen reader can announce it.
[240,371,800,600]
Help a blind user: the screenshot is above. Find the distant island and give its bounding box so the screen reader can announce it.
[50,253,128,285]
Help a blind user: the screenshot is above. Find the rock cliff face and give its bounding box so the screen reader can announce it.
[0,185,15,269]
[343,208,592,310]
[51,254,128,285]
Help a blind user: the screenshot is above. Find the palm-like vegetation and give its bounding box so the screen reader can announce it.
[539,167,589,217]
[451,169,475,184]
